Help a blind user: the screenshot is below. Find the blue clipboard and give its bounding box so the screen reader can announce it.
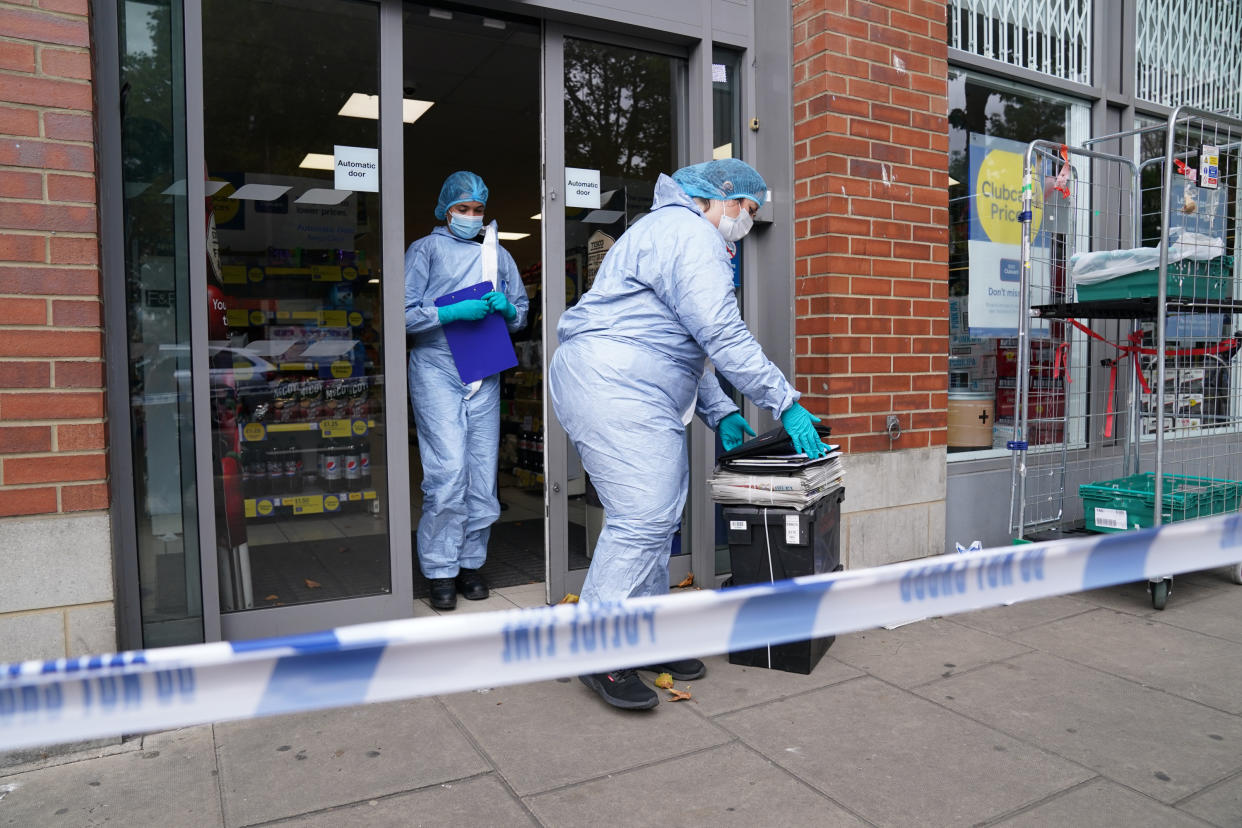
[433,281,519,384]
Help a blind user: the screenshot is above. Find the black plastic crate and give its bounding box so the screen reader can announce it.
[723,488,844,674]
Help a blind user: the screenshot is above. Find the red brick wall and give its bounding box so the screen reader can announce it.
[0,0,106,517]
[791,0,949,454]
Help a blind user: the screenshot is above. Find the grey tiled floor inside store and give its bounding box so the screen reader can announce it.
[4,565,1241,826]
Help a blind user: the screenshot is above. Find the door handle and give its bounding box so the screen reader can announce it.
[552,482,560,493]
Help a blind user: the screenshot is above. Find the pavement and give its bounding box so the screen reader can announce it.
[2,569,1242,827]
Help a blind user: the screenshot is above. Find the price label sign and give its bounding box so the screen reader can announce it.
[242,423,266,442]
[287,495,324,515]
[320,419,351,438]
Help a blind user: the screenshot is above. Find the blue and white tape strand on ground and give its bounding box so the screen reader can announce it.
[2,513,1241,751]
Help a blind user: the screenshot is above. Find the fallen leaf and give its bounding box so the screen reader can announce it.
[653,672,674,689]
[559,593,579,604]
[305,579,322,589]
[666,687,692,702]
[264,594,279,601]
[674,572,695,589]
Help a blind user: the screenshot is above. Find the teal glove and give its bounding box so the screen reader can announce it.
[780,402,827,458]
[482,290,517,321]
[718,411,756,451]
[437,299,491,325]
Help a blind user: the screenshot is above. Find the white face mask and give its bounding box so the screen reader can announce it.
[717,203,753,242]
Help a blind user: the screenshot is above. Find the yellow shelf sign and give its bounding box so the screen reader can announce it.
[242,423,266,442]
[311,266,343,282]
[348,492,362,501]
[244,499,257,518]
[286,494,324,515]
[266,422,312,433]
[233,361,254,381]
[222,265,248,285]
[320,310,347,328]
[324,495,341,512]
[256,499,275,517]
[320,418,352,438]
[363,490,377,500]
[330,360,353,378]
[348,311,364,327]
[225,309,250,327]
[249,310,266,326]
[342,266,358,281]
[351,418,368,436]
[247,267,265,283]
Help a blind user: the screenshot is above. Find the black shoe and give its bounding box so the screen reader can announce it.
[579,669,658,710]
[456,568,489,601]
[429,578,457,610]
[638,658,706,681]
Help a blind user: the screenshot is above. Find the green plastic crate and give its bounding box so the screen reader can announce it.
[1076,255,1234,302]
[1079,472,1242,533]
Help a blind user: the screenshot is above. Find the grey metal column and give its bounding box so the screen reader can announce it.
[183,0,220,642]
[685,1,716,589]
[93,0,143,650]
[379,0,415,612]
[541,23,570,604]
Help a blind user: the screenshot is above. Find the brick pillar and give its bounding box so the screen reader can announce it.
[791,0,949,455]
[0,0,113,662]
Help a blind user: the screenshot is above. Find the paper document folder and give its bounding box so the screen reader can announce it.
[433,281,518,384]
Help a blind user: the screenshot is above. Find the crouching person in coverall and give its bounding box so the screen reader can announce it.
[549,159,828,710]
[405,171,529,610]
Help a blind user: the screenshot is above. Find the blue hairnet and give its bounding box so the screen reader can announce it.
[434,171,489,220]
[671,159,766,207]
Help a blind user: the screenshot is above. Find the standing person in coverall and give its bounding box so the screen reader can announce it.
[405,171,529,610]
[549,158,828,710]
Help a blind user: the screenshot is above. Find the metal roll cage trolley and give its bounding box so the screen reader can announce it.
[1009,106,1242,609]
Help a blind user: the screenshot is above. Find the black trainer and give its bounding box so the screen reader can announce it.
[579,669,658,710]
[456,568,488,600]
[638,658,706,681]
[428,577,456,610]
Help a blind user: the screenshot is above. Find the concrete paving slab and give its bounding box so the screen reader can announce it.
[495,582,550,609]
[525,741,867,827]
[0,726,221,827]
[991,777,1212,827]
[1009,607,1242,714]
[1178,769,1242,827]
[1079,569,1234,615]
[717,676,1091,827]
[213,698,488,826]
[439,675,732,796]
[914,651,1242,803]
[419,593,521,615]
[281,773,536,827]
[827,617,1030,687]
[1156,587,1242,645]
[689,653,862,716]
[952,594,1095,637]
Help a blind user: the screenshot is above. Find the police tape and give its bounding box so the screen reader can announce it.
[3,513,1241,751]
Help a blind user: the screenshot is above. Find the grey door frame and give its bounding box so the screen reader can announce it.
[185,0,415,641]
[541,22,715,603]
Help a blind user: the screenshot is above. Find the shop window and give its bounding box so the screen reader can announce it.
[947,70,1088,458]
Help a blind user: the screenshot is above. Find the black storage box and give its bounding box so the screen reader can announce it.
[724,488,844,674]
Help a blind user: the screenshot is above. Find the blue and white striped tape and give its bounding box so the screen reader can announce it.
[2,513,1241,751]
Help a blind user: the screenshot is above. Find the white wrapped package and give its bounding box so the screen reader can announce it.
[1070,230,1225,285]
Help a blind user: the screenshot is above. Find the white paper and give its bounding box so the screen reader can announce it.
[784,514,800,545]
[334,145,379,192]
[565,167,601,208]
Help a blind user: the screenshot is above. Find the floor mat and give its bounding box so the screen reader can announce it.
[247,523,592,604]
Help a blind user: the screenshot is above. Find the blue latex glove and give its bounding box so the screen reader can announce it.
[482,290,517,322]
[436,299,492,325]
[780,402,827,458]
[717,411,756,451]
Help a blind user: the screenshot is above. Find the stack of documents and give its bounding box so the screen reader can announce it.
[710,447,844,509]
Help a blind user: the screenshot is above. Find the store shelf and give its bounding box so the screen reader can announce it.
[241,418,376,441]
[1032,297,1242,320]
[244,488,378,517]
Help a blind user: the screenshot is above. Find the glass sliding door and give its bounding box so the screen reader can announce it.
[543,27,689,601]
[200,0,406,634]
[118,0,202,647]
